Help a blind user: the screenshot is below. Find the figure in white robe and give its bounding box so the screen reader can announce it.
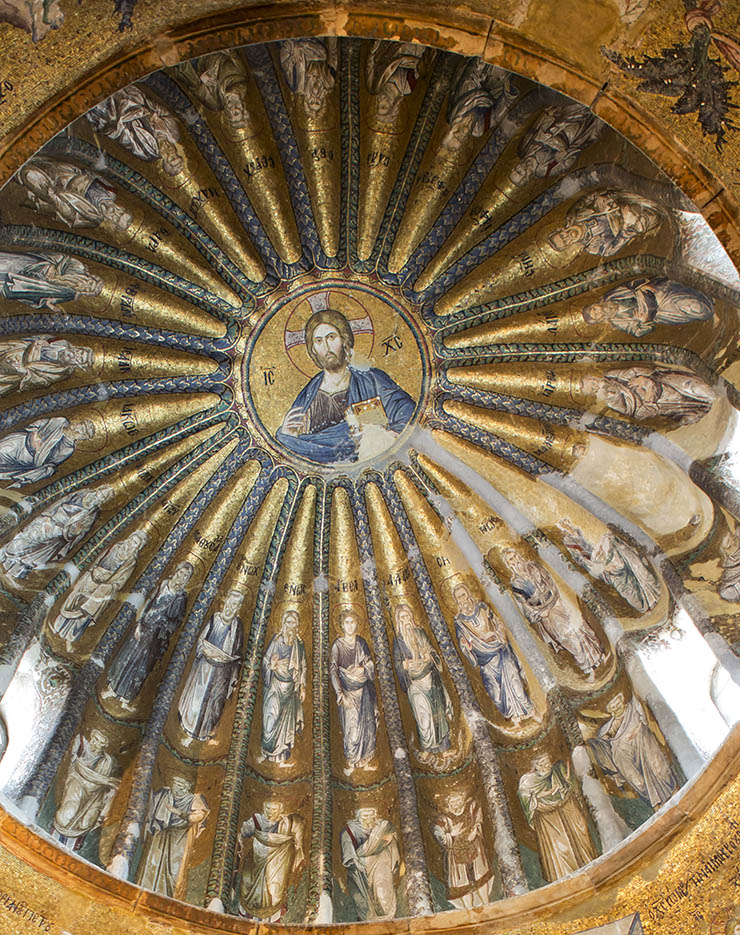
[392,603,453,757]
[0,484,112,580]
[510,102,602,187]
[452,582,533,723]
[719,525,740,602]
[558,521,660,613]
[518,753,597,882]
[432,792,494,909]
[0,251,103,311]
[87,85,184,175]
[0,335,95,397]
[582,365,715,425]
[175,51,253,137]
[588,694,678,808]
[440,59,514,154]
[50,728,119,851]
[50,529,146,643]
[237,800,305,921]
[330,609,378,774]
[138,776,209,900]
[177,588,244,742]
[582,278,714,337]
[18,157,133,232]
[0,416,95,487]
[366,41,425,123]
[341,807,400,921]
[504,549,605,678]
[260,610,306,765]
[280,38,337,116]
[547,190,664,258]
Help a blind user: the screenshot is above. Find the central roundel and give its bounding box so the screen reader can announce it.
[243,278,430,470]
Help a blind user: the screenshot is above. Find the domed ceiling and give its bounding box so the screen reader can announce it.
[0,35,736,928]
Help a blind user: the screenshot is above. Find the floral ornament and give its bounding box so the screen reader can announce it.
[603,0,740,149]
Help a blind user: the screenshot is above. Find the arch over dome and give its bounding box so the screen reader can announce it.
[0,33,736,934]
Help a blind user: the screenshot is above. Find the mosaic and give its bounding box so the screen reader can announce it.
[0,34,734,931]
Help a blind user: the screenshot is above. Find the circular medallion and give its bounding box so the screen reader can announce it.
[242,278,430,471]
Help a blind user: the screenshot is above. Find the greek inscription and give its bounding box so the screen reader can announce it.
[189,186,218,216]
[119,283,139,318]
[541,369,557,397]
[478,515,500,534]
[417,171,449,195]
[194,529,222,553]
[367,150,391,168]
[238,558,259,577]
[263,367,276,386]
[533,428,555,456]
[120,403,138,436]
[244,154,275,180]
[386,567,411,587]
[161,498,178,516]
[382,333,403,356]
[0,890,52,930]
[284,582,306,596]
[517,251,536,278]
[435,556,450,567]
[146,226,169,254]
[0,81,14,107]
[312,146,334,162]
[332,578,359,593]
[117,347,134,373]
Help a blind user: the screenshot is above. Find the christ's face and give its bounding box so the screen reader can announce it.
[310,323,347,372]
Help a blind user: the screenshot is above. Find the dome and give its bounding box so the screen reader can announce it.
[0,35,736,928]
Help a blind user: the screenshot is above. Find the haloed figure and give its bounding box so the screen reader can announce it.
[330,609,379,774]
[260,610,307,765]
[177,588,244,743]
[51,728,119,852]
[432,792,493,909]
[392,603,453,758]
[138,776,209,900]
[103,561,193,707]
[341,806,400,921]
[452,582,533,724]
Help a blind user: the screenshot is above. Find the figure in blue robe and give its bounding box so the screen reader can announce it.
[275,305,415,464]
[0,416,94,487]
[330,610,378,774]
[260,610,306,763]
[276,366,415,464]
[452,583,533,723]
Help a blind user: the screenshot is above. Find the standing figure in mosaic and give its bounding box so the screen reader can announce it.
[260,609,307,765]
[175,51,253,137]
[138,776,209,900]
[340,806,400,921]
[452,582,533,724]
[719,524,740,602]
[0,335,95,397]
[50,529,146,643]
[517,752,597,882]
[558,521,660,613]
[432,791,493,909]
[103,561,193,707]
[366,40,425,124]
[553,190,664,258]
[439,60,515,155]
[280,38,337,116]
[0,416,95,487]
[330,608,379,774]
[581,365,715,425]
[509,102,602,187]
[177,588,244,743]
[0,251,103,311]
[276,299,415,464]
[237,799,305,921]
[50,727,119,851]
[582,278,714,336]
[588,693,678,808]
[87,85,184,175]
[392,603,453,758]
[504,549,605,679]
[18,157,133,232]
[0,484,113,581]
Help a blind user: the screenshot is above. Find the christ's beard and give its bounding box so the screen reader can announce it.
[317,347,348,373]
